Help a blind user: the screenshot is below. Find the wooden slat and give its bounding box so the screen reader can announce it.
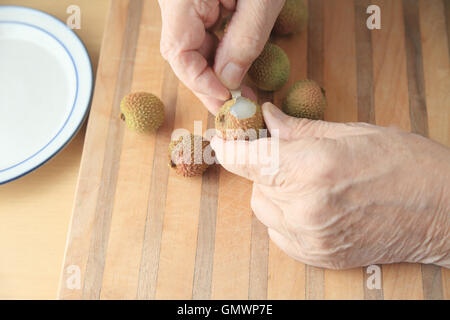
[383,264,424,299]
[154,82,209,299]
[417,0,450,300]
[419,0,450,146]
[322,0,363,300]
[323,0,358,123]
[421,265,444,300]
[100,0,162,299]
[267,243,306,300]
[355,0,384,300]
[245,90,273,300]
[58,0,131,299]
[443,268,450,300]
[136,64,179,299]
[403,0,429,136]
[82,0,144,299]
[372,0,411,131]
[211,171,252,299]
[308,0,324,85]
[268,2,308,300]
[192,115,220,300]
[370,0,423,300]
[248,217,269,299]
[58,0,449,300]
[355,0,376,125]
[446,0,450,59]
[305,0,325,300]
[324,269,364,300]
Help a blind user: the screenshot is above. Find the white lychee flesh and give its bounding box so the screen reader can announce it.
[229,97,257,120]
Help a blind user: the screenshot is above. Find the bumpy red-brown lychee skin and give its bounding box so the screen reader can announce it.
[168,134,211,177]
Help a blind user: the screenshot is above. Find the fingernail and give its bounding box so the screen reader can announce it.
[220,62,245,89]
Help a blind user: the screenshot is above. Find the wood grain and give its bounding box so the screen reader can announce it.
[100,0,162,299]
[355,1,384,300]
[248,218,269,299]
[57,0,450,300]
[59,0,128,299]
[383,264,424,300]
[417,0,450,300]
[419,0,450,146]
[323,0,363,300]
[192,116,220,300]
[355,0,376,124]
[82,0,143,300]
[446,0,450,59]
[370,0,424,300]
[154,81,209,299]
[268,0,308,300]
[211,171,252,299]
[0,0,109,300]
[403,0,429,137]
[372,0,411,131]
[136,64,178,300]
[305,0,325,300]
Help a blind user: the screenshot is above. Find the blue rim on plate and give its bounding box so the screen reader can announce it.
[0,6,93,185]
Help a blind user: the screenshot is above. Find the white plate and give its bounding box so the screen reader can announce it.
[0,6,92,184]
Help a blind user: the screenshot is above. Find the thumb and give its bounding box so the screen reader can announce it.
[210,136,282,186]
[262,102,348,140]
[214,0,285,89]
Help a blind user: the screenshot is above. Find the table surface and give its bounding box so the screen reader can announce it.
[1,0,449,300]
[59,0,449,300]
[0,0,109,299]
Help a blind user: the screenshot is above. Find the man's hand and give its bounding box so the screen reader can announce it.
[211,103,450,269]
[158,0,285,114]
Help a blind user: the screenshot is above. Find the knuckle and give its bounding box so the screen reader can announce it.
[193,0,218,16]
[313,146,339,179]
[238,34,266,58]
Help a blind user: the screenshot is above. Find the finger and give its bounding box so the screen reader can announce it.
[220,0,236,11]
[170,50,230,101]
[191,0,221,28]
[214,0,285,89]
[241,85,257,102]
[195,92,224,115]
[251,184,285,233]
[210,136,282,186]
[198,32,219,64]
[194,84,257,115]
[262,102,358,140]
[196,85,257,115]
[159,1,230,101]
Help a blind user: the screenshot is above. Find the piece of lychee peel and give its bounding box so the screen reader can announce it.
[168,134,211,178]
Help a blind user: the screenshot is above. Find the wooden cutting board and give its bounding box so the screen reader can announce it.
[59,0,450,300]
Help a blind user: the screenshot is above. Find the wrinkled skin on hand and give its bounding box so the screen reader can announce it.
[211,103,450,269]
[158,0,285,114]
